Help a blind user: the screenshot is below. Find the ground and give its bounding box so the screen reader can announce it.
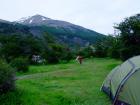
[0,58,121,105]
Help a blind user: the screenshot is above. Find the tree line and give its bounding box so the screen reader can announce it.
[94,14,140,61]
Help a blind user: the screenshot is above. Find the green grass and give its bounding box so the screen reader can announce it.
[0,58,121,105]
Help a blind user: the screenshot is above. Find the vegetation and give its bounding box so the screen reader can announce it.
[94,35,121,58]
[0,22,75,64]
[10,57,29,72]
[1,13,140,104]
[0,58,121,105]
[0,60,15,93]
[76,46,94,58]
[0,33,74,65]
[115,14,140,60]
[94,14,140,60]
[40,25,105,46]
[0,34,42,63]
[1,13,140,62]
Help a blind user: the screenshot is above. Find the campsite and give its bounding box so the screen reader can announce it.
[1,0,140,105]
[0,58,121,105]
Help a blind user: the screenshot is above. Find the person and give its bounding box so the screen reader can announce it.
[76,55,83,64]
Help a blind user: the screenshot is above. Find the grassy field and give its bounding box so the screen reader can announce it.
[0,58,121,105]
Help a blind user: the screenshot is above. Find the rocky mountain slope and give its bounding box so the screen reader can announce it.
[15,14,105,46]
[0,14,105,47]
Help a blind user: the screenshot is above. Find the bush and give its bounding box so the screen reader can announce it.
[108,49,120,59]
[61,49,74,62]
[120,47,140,61]
[0,60,15,93]
[120,48,133,61]
[46,52,59,64]
[94,50,107,58]
[94,43,108,58]
[10,57,29,72]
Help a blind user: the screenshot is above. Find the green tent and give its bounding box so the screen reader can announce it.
[101,56,140,105]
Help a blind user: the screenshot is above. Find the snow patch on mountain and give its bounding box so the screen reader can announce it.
[42,17,46,21]
[29,19,33,23]
[18,16,31,23]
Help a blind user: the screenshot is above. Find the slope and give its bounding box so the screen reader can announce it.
[16,14,106,46]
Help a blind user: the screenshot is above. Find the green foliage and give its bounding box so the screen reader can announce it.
[94,36,121,58]
[0,22,30,34]
[77,46,94,58]
[114,14,140,60]
[42,44,73,64]
[0,59,15,93]
[108,48,120,59]
[0,21,104,65]
[10,57,29,72]
[0,21,106,65]
[60,48,74,62]
[0,32,75,65]
[94,42,108,57]
[106,36,121,59]
[41,25,105,46]
[119,46,140,61]
[94,14,140,60]
[41,34,74,64]
[93,33,126,59]
[0,34,42,63]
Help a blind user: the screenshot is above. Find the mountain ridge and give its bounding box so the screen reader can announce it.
[15,14,104,35]
[0,14,106,47]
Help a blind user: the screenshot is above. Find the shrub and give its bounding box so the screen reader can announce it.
[94,50,107,58]
[61,49,74,62]
[10,57,29,72]
[0,60,15,93]
[46,52,59,64]
[120,48,132,61]
[108,49,120,59]
[120,47,140,61]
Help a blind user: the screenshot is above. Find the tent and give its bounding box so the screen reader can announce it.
[101,56,140,105]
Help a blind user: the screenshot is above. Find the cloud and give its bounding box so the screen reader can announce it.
[0,0,140,34]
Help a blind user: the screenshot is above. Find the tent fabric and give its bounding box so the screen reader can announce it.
[118,69,140,105]
[101,56,140,105]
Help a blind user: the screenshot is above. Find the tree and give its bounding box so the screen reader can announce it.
[115,14,140,60]
[10,57,29,72]
[41,33,74,64]
[0,60,15,93]
[77,46,94,58]
[0,34,42,63]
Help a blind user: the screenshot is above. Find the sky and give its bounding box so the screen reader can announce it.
[0,0,140,35]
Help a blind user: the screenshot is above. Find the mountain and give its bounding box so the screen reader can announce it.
[0,19,10,23]
[0,20,32,36]
[16,15,52,26]
[15,14,106,47]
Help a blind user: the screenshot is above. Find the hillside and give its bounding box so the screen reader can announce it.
[15,14,106,46]
[0,21,31,35]
[0,15,105,48]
